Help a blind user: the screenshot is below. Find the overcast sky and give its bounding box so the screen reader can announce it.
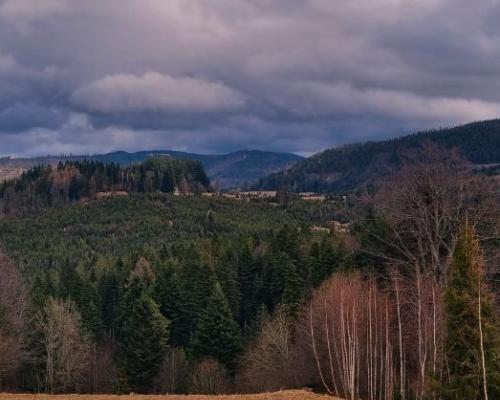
[1,0,500,157]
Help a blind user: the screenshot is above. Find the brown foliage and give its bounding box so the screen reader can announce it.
[38,298,91,393]
[189,359,230,395]
[85,344,117,394]
[237,309,297,393]
[293,271,444,400]
[154,347,189,394]
[0,250,27,389]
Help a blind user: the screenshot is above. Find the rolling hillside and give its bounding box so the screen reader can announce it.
[257,119,500,193]
[0,150,302,189]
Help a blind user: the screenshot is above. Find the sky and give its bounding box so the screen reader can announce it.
[1,0,500,157]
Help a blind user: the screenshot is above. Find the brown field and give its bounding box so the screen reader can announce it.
[0,391,336,400]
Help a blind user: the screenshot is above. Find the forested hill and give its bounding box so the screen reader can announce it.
[256,119,500,193]
[0,149,303,190]
[0,157,210,214]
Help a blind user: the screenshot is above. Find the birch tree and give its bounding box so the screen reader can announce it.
[38,297,90,393]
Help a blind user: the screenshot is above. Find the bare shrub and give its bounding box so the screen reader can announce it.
[154,347,189,393]
[189,358,230,394]
[238,307,296,392]
[86,344,117,393]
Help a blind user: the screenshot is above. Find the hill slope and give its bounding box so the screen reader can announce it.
[0,150,303,189]
[257,119,500,192]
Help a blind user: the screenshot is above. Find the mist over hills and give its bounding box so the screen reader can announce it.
[256,119,500,193]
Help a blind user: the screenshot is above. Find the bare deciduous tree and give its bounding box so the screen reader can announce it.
[38,297,91,393]
[363,144,499,284]
[296,270,445,400]
[189,358,230,395]
[0,250,27,390]
[238,307,296,393]
[301,273,394,400]
[154,347,189,394]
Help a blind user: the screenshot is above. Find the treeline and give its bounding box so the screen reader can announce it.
[0,156,210,214]
[0,224,349,393]
[251,148,500,399]
[1,146,499,398]
[257,119,500,192]
[0,191,345,393]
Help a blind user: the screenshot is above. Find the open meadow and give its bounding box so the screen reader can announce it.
[0,391,335,400]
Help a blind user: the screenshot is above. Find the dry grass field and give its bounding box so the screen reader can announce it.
[0,391,337,400]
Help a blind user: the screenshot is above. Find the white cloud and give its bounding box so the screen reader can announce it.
[283,81,500,124]
[71,72,245,113]
[0,0,500,155]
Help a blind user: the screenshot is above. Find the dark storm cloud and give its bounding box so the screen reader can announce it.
[1,0,500,156]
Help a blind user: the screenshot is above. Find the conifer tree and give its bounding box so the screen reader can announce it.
[177,257,215,347]
[161,166,175,193]
[442,221,500,400]
[191,283,242,370]
[97,265,121,344]
[281,257,302,317]
[154,261,186,347]
[117,260,170,392]
[238,242,263,327]
[215,253,240,320]
[309,241,324,288]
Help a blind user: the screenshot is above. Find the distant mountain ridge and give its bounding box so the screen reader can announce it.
[0,149,303,189]
[256,119,500,193]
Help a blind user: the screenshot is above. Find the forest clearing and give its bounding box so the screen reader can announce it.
[0,391,334,400]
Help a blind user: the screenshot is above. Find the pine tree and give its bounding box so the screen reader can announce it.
[281,256,302,317]
[215,252,240,320]
[191,283,242,370]
[442,221,500,400]
[238,242,263,327]
[161,166,175,193]
[309,241,324,288]
[154,261,186,347]
[58,259,82,301]
[117,262,170,392]
[309,239,343,288]
[177,257,215,347]
[97,265,121,344]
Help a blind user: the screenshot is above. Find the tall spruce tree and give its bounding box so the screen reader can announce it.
[154,260,187,347]
[117,259,170,392]
[177,257,215,347]
[238,242,263,327]
[97,266,121,344]
[442,221,500,400]
[215,252,241,320]
[191,283,241,369]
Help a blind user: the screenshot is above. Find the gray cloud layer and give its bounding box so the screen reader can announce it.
[1,0,500,156]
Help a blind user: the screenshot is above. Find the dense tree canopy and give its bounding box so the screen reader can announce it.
[0,157,210,215]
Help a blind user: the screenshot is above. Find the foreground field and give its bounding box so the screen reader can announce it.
[0,391,335,400]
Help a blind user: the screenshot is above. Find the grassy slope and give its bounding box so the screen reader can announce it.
[0,391,335,400]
